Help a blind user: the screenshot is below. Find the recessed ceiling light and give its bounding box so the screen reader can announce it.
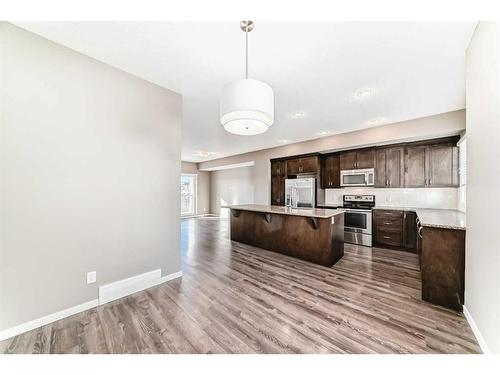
[278,139,290,144]
[354,88,374,99]
[316,130,331,136]
[290,111,305,119]
[368,117,385,125]
[195,150,216,158]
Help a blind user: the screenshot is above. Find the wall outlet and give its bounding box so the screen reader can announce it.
[87,271,97,284]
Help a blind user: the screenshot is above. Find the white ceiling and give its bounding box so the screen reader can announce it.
[15,21,476,162]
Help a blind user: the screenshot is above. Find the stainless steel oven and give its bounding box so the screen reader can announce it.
[343,195,375,247]
[344,209,373,247]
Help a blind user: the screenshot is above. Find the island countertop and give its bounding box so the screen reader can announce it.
[223,204,345,219]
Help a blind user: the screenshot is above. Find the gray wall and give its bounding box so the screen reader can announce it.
[465,21,500,353]
[210,166,255,217]
[0,23,182,331]
[202,110,465,214]
[181,161,210,215]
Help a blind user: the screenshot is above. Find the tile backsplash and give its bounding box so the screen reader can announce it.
[324,187,459,209]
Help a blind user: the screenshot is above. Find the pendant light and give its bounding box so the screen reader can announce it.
[220,20,274,135]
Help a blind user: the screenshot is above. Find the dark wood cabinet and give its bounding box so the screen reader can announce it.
[403,211,417,250]
[404,143,459,188]
[340,149,374,170]
[373,209,417,252]
[286,156,319,175]
[339,151,357,170]
[404,145,428,187]
[428,145,459,187]
[375,147,404,188]
[321,154,340,188]
[270,160,286,206]
[356,149,375,169]
[373,209,404,247]
[420,226,465,311]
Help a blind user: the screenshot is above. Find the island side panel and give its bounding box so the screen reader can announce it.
[229,209,344,267]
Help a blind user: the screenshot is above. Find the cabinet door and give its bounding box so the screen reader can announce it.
[386,147,404,188]
[322,154,340,188]
[300,156,318,173]
[270,175,284,206]
[404,146,428,187]
[340,151,357,170]
[271,160,282,176]
[356,149,375,169]
[403,211,417,250]
[286,158,302,174]
[375,149,387,187]
[428,145,459,187]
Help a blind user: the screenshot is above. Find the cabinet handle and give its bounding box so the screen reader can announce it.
[384,222,392,225]
[389,179,391,186]
[383,236,391,239]
[418,227,423,238]
[429,178,432,186]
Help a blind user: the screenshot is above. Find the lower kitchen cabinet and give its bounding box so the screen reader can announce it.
[420,226,465,311]
[373,209,417,252]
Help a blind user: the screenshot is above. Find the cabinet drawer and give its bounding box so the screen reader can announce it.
[373,209,404,219]
[375,230,403,247]
[375,217,403,232]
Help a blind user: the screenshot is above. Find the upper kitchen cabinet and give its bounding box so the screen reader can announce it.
[270,160,286,206]
[321,154,340,188]
[404,142,459,188]
[340,149,374,170]
[404,145,428,187]
[286,155,319,175]
[428,144,459,187]
[375,147,404,188]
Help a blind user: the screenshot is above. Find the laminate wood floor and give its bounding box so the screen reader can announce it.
[0,217,480,354]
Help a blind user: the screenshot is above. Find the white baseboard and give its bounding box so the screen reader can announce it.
[99,269,182,305]
[463,305,490,354]
[160,270,183,283]
[0,299,98,342]
[0,269,182,342]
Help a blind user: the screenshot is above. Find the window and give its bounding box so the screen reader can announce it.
[181,174,197,216]
[458,137,467,186]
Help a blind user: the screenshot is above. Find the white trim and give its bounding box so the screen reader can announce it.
[0,269,182,342]
[463,305,490,354]
[0,299,98,342]
[99,268,183,305]
[160,270,183,283]
[199,161,255,171]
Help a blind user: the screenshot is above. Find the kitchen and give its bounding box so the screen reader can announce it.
[224,132,466,311]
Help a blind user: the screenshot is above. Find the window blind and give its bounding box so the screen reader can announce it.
[458,138,467,186]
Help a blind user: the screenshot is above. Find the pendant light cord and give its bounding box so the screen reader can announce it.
[245,27,249,79]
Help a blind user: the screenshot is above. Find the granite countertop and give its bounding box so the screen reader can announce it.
[374,206,466,230]
[223,204,345,219]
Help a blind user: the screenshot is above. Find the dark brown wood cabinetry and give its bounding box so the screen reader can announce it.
[270,160,286,206]
[286,156,319,174]
[321,154,340,188]
[420,226,465,311]
[375,147,404,188]
[404,143,459,188]
[403,211,417,250]
[339,149,374,170]
[373,209,417,252]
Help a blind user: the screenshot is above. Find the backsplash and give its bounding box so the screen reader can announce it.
[324,187,459,209]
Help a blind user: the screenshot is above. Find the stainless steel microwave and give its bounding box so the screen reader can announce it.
[340,168,375,187]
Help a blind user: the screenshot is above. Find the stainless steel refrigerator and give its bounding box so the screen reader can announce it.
[285,177,316,208]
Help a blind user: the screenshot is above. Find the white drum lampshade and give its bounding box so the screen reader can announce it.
[220,78,274,135]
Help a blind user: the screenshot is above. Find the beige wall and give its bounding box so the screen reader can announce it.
[210,166,255,217]
[0,23,182,331]
[465,21,500,353]
[201,110,465,213]
[181,162,210,215]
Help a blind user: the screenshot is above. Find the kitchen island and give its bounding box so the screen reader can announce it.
[224,204,345,267]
